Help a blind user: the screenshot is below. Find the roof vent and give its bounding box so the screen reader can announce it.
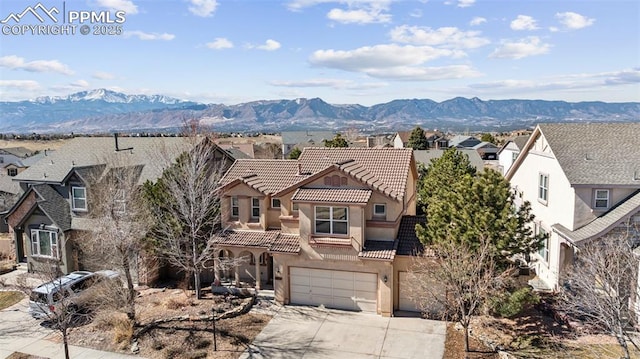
[584,153,593,160]
[114,133,133,152]
[634,171,640,181]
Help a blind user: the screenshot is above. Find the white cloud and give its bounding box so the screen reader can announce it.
[308,44,480,81]
[490,36,550,59]
[188,0,218,17]
[469,17,486,26]
[70,79,90,88]
[255,39,281,51]
[270,78,387,90]
[0,55,74,75]
[95,0,138,14]
[556,12,595,30]
[327,7,391,24]
[123,31,175,40]
[92,71,115,80]
[409,9,422,18]
[0,80,41,91]
[457,0,475,8]
[206,37,234,49]
[389,25,490,49]
[510,15,538,31]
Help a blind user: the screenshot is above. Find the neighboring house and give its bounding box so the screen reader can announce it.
[392,131,447,149]
[449,135,481,148]
[4,151,52,177]
[0,147,33,159]
[214,147,426,316]
[4,136,236,280]
[472,141,499,160]
[216,143,254,159]
[366,134,393,148]
[281,131,334,158]
[506,123,640,291]
[498,136,529,175]
[413,149,485,172]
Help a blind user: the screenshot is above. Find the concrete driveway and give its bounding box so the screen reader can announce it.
[240,306,446,359]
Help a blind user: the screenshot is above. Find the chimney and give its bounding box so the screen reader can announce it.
[114,133,120,151]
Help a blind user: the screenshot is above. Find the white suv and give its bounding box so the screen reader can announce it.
[29,270,119,320]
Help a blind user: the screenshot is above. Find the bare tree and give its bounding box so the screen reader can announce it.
[560,234,640,359]
[408,237,511,353]
[78,156,150,322]
[144,135,228,298]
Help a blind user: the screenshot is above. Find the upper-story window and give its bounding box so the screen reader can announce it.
[594,189,610,209]
[538,173,548,204]
[292,202,299,213]
[230,196,239,218]
[271,198,281,208]
[71,186,87,211]
[7,168,18,176]
[30,229,59,258]
[315,206,348,235]
[512,152,519,162]
[373,203,386,217]
[251,197,260,218]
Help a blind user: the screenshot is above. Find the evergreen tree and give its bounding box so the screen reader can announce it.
[480,133,497,145]
[407,126,429,150]
[288,147,302,159]
[323,133,349,147]
[417,148,476,211]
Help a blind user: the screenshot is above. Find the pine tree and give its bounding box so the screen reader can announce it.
[407,126,430,150]
[323,133,349,147]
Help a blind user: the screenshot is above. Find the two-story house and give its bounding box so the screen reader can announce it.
[4,136,236,280]
[497,136,529,175]
[213,147,423,316]
[506,123,640,291]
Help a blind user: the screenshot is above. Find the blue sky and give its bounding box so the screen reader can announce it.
[0,0,638,105]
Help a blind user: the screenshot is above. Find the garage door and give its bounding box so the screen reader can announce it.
[398,272,421,312]
[290,267,377,313]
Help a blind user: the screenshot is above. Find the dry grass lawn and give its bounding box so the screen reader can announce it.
[0,290,24,310]
[0,139,69,152]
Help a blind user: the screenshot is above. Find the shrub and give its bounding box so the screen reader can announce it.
[492,287,540,318]
[111,314,133,344]
[166,297,193,310]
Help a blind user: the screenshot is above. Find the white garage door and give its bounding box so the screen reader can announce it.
[398,271,421,312]
[290,267,377,313]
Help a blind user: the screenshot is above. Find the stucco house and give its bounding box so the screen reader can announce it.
[213,147,426,316]
[505,123,640,291]
[392,130,448,149]
[4,136,236,280]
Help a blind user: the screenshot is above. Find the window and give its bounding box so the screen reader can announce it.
[373,204,386,217]
[30,230,59,258]
[512,152,519,162]
[538,173,548,203]
[7,168,17,176]
[114,189,126,214]
[251,197,260,218]
[315,206,348,235]
[292,202,299,212]
[230,196,239,218]
[71,186,87,211]
[594,189,609,209]
[271,198,281,209]
[537,226,549,263]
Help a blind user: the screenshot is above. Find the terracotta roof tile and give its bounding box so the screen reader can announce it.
[359,240,396,260]
[270,234,300,253]
[396,215,435,256]
[218,160,307,194]
[212,230,300,254]
[292,188,372,204]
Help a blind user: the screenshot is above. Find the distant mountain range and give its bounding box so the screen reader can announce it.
[1,89,638,133]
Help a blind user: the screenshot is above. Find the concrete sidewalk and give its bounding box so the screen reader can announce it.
[0,267,142,359]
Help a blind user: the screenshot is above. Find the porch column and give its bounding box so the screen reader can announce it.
[254,255,261,290]
[234,264,240,287]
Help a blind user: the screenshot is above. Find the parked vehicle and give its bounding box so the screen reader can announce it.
[29,270,119,320]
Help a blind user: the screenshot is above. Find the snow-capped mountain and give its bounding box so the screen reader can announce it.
[1,89,639,133]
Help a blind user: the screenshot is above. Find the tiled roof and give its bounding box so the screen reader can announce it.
[538,123,640,185]
[359,240,396,260]
[270,234,301,253]
[212,230,301,254]
[32,184,71,232]
[13,137,233,186]
[218,160,306,194]
[292,188,372,204]
[298,147,413,200]
[553,190,640,244]
[396,215,429,256]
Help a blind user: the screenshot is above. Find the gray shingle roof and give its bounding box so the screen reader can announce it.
[13,137,202,185]
[32,184,71,231]
[281,131,334,145]
[0,173,22,195]
[292,188,372,204]
[553,190,640,243]
[538,123,640,185]
[512,136,529,150]
[413,149,484,171]
[0,147,32,158]
[396,215,432,256]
